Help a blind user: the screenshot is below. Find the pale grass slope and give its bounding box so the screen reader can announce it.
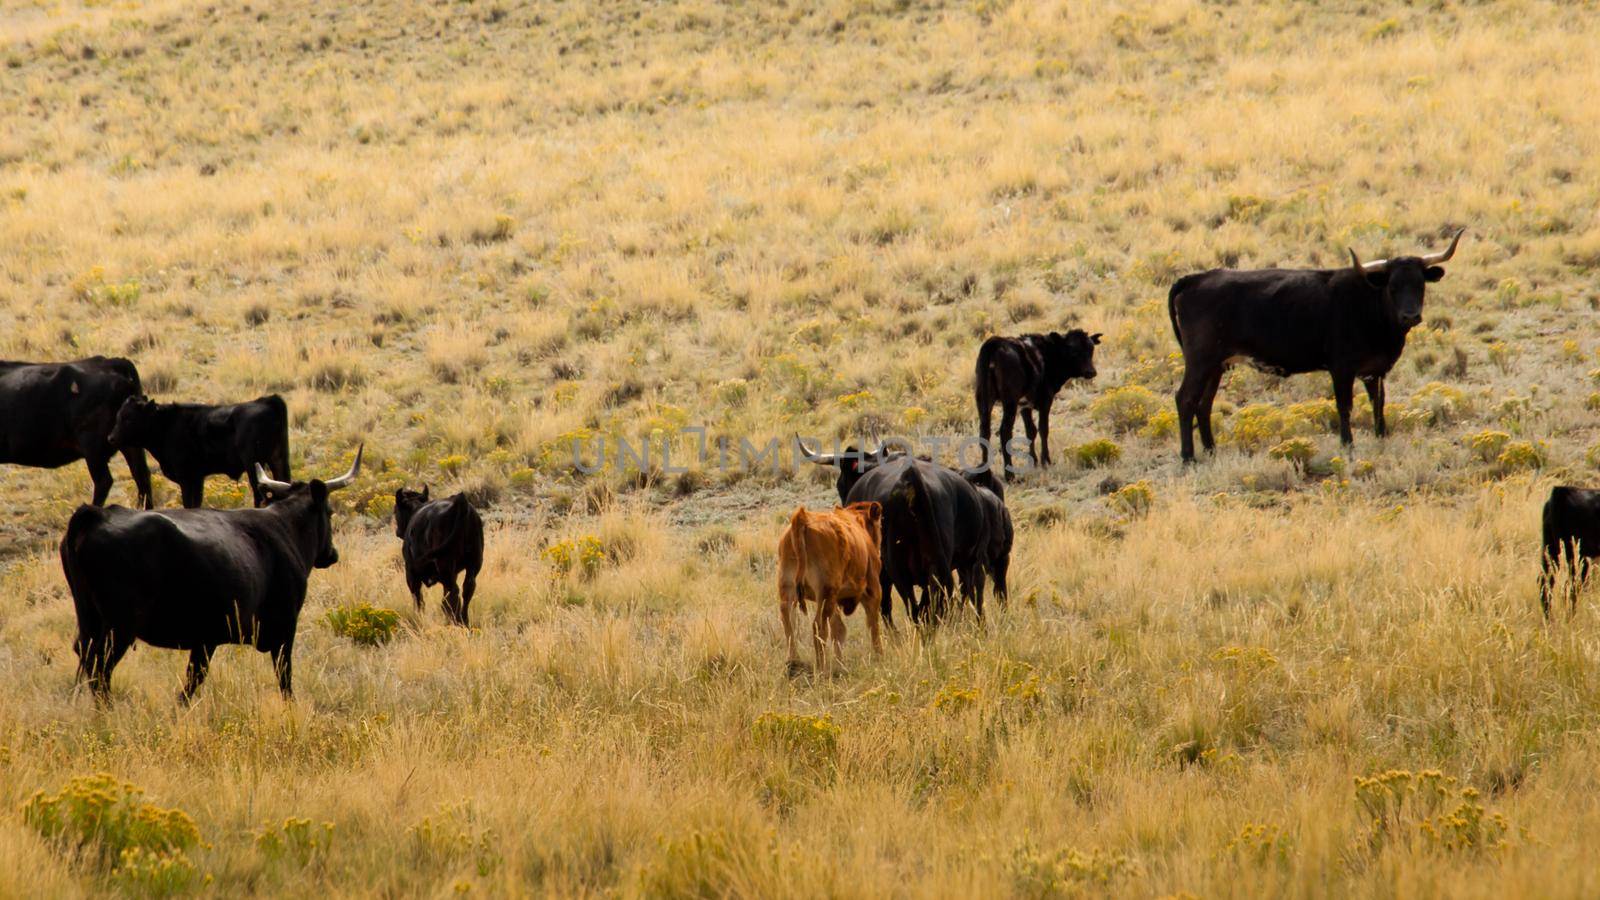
[2,0,1600,896]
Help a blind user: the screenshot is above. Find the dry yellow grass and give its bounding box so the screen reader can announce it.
[3,0,1600,895]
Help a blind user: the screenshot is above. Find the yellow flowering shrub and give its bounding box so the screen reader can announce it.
[1496,440,1545,473]
[1090,386,1164,433]
[544,535,605,577]
[1108,480,1154,516]
[1354,769,1512,854]
[1073,439,1122,468]
[22,773,203,888]
[751,712,840,763]
[1009,838,1135,892]
[255,817,334,868]
[325,603,401,646]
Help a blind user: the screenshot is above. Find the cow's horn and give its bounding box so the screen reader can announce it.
[1421,228,1464,266]
[255,464,291,493]
[324,444,363,490]
[1350,246,1388,273]
[795,434,837,466]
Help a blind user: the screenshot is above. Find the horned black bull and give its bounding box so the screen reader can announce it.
[1169,229,1464,462]
[59,447,362,703]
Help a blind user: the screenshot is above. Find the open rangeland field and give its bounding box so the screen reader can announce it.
[3,0,1600,896]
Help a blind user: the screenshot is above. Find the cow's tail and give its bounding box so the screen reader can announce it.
[1168,275,1201,346]
[1540,489,1568,617]
[779,509,807,614]
[59,505,105,680]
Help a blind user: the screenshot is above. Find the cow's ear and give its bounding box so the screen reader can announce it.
[1090,332,1103,345]
[421,485,430,501]
[1424,266,1446,283]
[864,501,882,522]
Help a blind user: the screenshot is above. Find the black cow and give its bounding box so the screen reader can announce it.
[393,487,484,626]
[1540,486,1600,617]
[58,447,361,703]
[108,394,291,508]
[975,330,1100,476]
[1169,229,1463,461]
[0,356,152,508]
[965,479,1013,616]
[798,440,998,625]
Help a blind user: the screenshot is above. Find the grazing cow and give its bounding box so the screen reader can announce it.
[798,440,993,625]
[0,357,152,508]
[59,447,362,703]
[1169,229,1464,461]
[393,487,484,626]
[777,501,883,676]
[1540,486,1600,616]
[108,394,291,508]
[975,329,1100,476]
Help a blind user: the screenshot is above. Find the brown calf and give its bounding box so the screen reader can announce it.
[777,501,884,676]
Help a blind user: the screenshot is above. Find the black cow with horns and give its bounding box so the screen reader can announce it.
[798,440,1001,624]
[1168,229,1464,462]
[0,356,153,508]
[59,446,362,703]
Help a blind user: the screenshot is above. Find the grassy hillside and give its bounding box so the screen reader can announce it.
[2,0,1600,895]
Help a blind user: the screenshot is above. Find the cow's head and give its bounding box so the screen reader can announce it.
[393,485,430,538]
[844,500,883,544]
[256,446,362,569]
[107,395,158,449]
[797,437,893,503]
[1041,329,1101,381]
[1349,229,1463,331]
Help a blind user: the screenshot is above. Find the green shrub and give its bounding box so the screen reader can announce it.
[1496,440,1544,473]
[325,603,401,646]
[1107,480,1154,516]
[1073,439,1122,468]
[1090,386,1164,433]
[255,817,334,868]
[751,712,839,763]
[1466,430,1511,463]
[1407,382,1472,427]
[22,773,204,894]
[1267,437,1317,471]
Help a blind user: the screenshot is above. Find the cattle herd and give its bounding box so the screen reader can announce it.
[2,228,1598,695]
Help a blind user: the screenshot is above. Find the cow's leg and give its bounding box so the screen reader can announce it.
[829,605,846,665]
[1573,554,1591,614]
[1196,370,1223,453]
[968,566,987,622]
[1036,398,1055,467]
[460,566,477,628]
[271,638,295,698]
[85,455,114,507]
[87,631,133,704]
[1021,408,1038,467]
[179,645,215,704]
[121,449,154,509]
[441,573,465,626]
[180,479,204,509]
[1175,364,1210,462]
[811,592,834,675]
[878,569,895,631]
[405,567,424,611]
[1362,376,1387,438]
[893,572,918,625]
[1332,373,1356,446]
[780,583,804,675]
[864,580,884,657]
[998,402,1018,479]
[977,395,995,472]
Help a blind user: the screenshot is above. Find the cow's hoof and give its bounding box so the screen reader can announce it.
[784,660,812,679]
